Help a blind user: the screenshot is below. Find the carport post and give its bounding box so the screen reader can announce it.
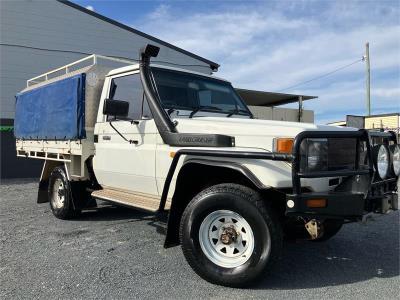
[298,96,303,122]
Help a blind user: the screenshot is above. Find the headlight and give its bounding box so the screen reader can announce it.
[390,144,400,176]
[373,145,390,179]
[300,138,328,172]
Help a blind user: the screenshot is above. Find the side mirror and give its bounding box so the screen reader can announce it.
[103,99,129,119]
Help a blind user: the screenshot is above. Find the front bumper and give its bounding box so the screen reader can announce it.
[286,192,365,218]
[285,130,399,220]
[286,190,398,219]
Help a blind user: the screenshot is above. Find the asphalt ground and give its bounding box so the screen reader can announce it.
[1,179,399,299]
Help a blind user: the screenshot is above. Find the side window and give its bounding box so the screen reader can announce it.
[108,74,143,120]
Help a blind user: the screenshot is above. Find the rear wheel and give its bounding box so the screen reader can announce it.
[48,166,80,219]
[180,183,283,287]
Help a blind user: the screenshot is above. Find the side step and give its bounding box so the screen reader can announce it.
[91,188,170,212]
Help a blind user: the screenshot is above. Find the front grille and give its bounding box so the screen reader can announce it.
[327,138,357,171]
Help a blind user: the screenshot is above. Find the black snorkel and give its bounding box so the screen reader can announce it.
[139,44,235,147]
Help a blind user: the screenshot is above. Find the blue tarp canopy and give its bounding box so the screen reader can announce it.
[14,74,86,140]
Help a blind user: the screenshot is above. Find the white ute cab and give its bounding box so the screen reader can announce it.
[15,44,400,287]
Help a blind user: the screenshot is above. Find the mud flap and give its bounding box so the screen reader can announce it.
[70,181,97,210]
[37,180,49,203]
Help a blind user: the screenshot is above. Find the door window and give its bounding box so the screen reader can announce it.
[108,74,152,120]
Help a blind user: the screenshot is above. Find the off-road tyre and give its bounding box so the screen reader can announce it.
[48,166,81,219]
[179,183,283,287]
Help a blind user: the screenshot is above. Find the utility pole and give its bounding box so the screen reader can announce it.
[365,42,371,116]
[298,95,303,122]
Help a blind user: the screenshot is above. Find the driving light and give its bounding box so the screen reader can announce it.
[287,200,295,208]
[274,138,294,154]
[390,144,400,176]
[374,145,390,179]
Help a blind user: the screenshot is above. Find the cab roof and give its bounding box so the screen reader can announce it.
[106,64,227,82]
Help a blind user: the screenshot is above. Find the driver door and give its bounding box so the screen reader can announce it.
[93,71,158,196]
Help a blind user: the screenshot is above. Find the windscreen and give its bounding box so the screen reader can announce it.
[151,67,251,117]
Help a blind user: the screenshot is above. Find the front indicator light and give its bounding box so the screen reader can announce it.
[275,138,294,154]
[306,199,327,208]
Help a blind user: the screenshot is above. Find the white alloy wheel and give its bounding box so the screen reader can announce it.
[199,210,256,268]
[52,178,65,209]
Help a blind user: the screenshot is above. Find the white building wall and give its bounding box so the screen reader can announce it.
[0,0,212,119]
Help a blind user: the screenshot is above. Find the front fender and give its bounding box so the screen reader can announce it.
[162,151,294,204]
[183,158,267,189]
[181,157,293,189]
[239,159,292,188]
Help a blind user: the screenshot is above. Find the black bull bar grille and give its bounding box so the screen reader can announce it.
[291,129,397,196]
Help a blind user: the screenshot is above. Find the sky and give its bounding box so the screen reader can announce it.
[74,0,400,124]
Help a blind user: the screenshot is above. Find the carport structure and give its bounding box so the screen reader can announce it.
[235,88,317,122]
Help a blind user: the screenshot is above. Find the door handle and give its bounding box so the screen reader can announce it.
[130,140,139,145]
[102,135,111,140]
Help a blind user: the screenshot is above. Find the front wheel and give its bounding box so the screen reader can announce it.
[180,184,283,287]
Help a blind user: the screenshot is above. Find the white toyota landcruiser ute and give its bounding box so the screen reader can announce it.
[14,44,399,287]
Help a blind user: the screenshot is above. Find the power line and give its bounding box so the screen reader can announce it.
[0,42,212,69]
[277,58,363,92]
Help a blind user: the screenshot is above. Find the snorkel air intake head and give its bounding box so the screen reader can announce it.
[140,44,160,64]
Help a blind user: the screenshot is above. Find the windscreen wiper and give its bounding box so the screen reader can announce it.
[167,108,175,116]
[189,106,222,118]
[226,108,251,117]
[166,106,192,116]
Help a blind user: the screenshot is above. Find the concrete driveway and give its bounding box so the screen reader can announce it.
[1,179,399,299]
